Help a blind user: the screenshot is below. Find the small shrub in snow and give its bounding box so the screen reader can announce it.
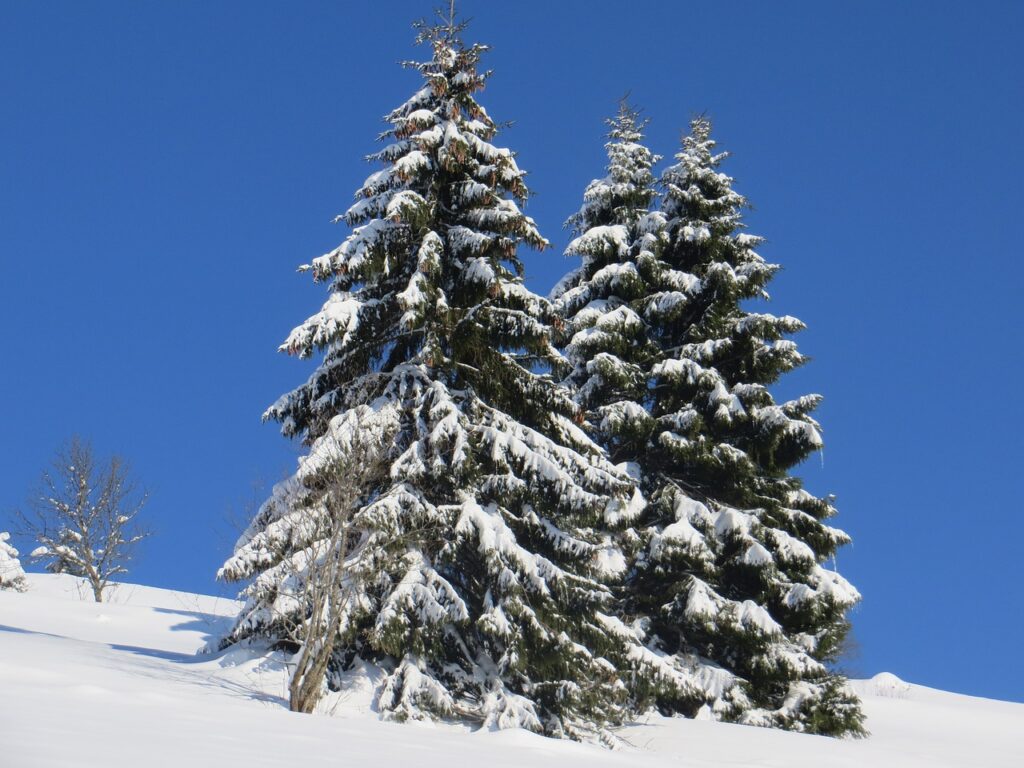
[0,532,28,592]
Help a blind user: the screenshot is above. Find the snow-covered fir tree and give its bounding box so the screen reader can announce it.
[551,106,744,718]
[553,113,862,735]
[0,532,28,592]
[625,118,863,735]
[219,20,674,742]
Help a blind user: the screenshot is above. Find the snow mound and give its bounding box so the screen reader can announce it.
[1,575,1022,768]
[868,672,912,698]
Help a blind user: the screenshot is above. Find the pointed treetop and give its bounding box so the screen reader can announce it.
[607,97,648,144]
[679,114,728,169]
[560,99,659,238]
[415,1,470,48]
[687,114,712,141]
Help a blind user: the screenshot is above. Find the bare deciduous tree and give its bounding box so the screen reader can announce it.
[284,438,381,714]
[18,437,150,602]
[286,487,356,713]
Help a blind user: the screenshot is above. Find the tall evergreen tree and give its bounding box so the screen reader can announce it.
[552,106,744,717]
[554,115,862,735]
[635,118,863,734]
[219,19,665,741]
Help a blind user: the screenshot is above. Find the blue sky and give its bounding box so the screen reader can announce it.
[2,1,1021,702]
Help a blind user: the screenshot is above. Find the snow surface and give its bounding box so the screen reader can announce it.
[2,574,1021,767]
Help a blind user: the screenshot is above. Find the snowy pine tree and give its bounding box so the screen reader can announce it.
[219,20,668,741]
[625,118,864,735]
[0,532,28,592]
[552,106,745,718]
[552,113,862,734]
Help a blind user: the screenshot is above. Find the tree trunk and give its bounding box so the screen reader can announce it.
[90,575,104,602]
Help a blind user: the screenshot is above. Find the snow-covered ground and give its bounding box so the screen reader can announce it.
[1,575,1020,768]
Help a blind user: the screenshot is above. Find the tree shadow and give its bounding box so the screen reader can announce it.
[0,619,285,710]
[105,641,288,707]
[0,623,60,637]
[151,606,235,646]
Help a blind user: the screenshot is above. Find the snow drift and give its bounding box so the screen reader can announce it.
[1,574,1020,767]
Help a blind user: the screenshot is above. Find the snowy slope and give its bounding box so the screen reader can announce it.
[1,575,1020,768]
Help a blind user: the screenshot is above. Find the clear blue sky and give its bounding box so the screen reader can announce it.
[2,1,1021,702]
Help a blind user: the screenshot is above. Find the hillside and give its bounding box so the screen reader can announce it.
[1,575,1020,767]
